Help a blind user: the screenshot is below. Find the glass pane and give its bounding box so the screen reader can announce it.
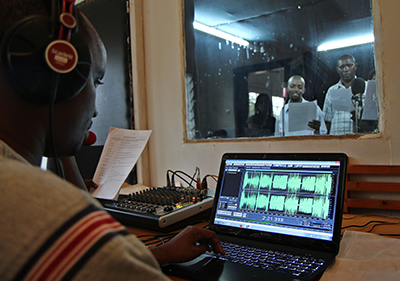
[184,0,377,140]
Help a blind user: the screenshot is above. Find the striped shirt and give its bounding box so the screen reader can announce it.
[0,140,170,281]
[323,79,365,135]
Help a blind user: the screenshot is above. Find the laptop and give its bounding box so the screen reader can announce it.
[163,152,348,281]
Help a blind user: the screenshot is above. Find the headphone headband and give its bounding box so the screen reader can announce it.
[0,0,91,104]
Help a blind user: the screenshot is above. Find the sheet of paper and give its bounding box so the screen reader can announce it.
[362,80,378,120]
[288,102,317,132]
[92,127,152,200]
[330,88,355,112]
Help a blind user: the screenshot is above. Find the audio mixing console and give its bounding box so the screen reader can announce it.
[98,186,214,232]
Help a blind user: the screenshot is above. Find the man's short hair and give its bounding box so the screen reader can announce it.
[337,54,356,65]
[288,75,306,86]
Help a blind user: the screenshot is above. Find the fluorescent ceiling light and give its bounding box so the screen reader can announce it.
[193,21,249,46]
[317,34,374,52]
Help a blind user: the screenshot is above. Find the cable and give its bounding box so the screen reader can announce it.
[201,174,218,190]
[342,220,393,230]
[165,168,217,190]
[48,72,64,179]
[173,172,194,187]
[170,170,197,187]
[166,169,174,186]
[376,233,400,237]
[368,221,400,233]
[202,174,218,182]
[193,166,200,189]
[342,219,400,237]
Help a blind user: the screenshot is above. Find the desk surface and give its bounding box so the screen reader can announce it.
[126,214,400,280]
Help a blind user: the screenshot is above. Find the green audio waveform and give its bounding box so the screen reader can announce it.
[269,195,285,211]
[272,175,288,190]
[315,174,333,196]
[298,197,330,219]
[243,171,273,190]
[284,195,299,215]
[301,176,316,192]
[312,196,330,219]
[240,190,258,210]
[298,197,313,214]
[239,190,271,211]
[272,172,333,194]
[256,193,270,210]
[259,173,273,189]
[287,173,302,192]
[238,170,333,219]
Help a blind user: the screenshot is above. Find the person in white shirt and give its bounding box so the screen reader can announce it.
[275,76,327,136]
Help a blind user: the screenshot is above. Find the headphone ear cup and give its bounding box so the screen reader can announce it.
[52,28,92,103]
[0,15,91,104]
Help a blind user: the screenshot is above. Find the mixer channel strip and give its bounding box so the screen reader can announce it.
[98,186,214,232]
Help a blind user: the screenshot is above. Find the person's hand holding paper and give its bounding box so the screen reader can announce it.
[92,127,152,200]
[288,102,317,132]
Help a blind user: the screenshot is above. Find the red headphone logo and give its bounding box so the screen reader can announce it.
[45,0,78,74]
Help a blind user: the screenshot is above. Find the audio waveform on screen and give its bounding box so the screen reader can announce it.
[243,170,332,195]
[239,170,333,219]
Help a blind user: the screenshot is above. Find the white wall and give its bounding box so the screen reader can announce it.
[131,0,400,189]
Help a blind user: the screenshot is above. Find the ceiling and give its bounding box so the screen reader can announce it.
[193,0,373,49]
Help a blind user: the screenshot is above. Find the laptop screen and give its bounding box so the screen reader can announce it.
[212,154,346,242]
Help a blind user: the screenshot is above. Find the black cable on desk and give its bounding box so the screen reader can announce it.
[342,220,393,230]
[342,219,400,238]
[367,220,400,233]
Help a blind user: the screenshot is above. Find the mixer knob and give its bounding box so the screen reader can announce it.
[146,208,155,213]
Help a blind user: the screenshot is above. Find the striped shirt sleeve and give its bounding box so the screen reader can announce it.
[13,205,130,281]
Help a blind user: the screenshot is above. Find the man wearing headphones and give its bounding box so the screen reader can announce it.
[0,1,224,280]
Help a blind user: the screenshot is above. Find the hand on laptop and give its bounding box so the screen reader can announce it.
[150,225,225,265]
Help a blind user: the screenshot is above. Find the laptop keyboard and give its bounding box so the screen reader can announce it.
[211,241,325,278]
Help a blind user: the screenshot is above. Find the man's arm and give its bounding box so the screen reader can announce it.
[150,225,225,265]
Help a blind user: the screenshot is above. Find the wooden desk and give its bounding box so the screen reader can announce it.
[126,214,400,280]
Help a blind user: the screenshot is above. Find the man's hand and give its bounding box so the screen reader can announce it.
[150,225,225,265]
[308,119,321,133]
[84,179,98,193]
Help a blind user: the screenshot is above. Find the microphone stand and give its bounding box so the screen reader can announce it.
[352,94,361,133]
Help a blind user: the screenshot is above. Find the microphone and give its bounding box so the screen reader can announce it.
[351,77,366,98]
[351,77,365,132]
[82,131,97,146]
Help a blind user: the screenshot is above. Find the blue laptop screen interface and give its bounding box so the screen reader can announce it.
[213,159,342,241]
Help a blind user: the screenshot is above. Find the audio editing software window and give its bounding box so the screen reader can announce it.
[214,159,341,241]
